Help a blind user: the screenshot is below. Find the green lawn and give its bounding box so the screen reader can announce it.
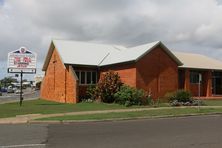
[39,107,222,121]
[1,99,222,119]
[203,100,222,106]
[0,99,131,118]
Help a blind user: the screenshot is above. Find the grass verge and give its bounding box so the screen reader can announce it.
[203,100,222,106]
[38,107,222,121]
[1,99,222,119]
[0,99,136,118]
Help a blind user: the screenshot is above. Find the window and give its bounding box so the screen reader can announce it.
[75,71,80,79]
[92,72,97,84]
[87,72,91,84]
[190,71,201,84]
[81,72,86,84]
[75,70,97,85]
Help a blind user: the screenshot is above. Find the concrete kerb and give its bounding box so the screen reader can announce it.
[30,112,222,124]
[1,106,222,124]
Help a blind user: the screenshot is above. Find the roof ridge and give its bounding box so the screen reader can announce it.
[129,41,160,49]
[98,52,110,66]
[112,45,124,51]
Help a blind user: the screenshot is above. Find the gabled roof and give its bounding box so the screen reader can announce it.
[174,52,222,70]
[42,40,123,70]
[100,41,182,66]
[42,40,182,71]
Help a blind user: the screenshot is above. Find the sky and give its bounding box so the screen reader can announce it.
[0,0,222,80]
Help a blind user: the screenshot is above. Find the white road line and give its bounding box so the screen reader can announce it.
[0,144,45,148]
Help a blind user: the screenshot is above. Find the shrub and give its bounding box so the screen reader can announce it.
[114,85,151,106]
[86,85,96,100]
[165,90,205,106]
[166,90,192,103]
[94,71,122,103]
[78,85,97,102]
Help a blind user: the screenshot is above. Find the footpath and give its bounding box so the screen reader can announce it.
[1,106,222,124]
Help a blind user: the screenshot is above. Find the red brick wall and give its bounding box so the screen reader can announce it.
[40,48,78,103]
[183,69,212,97]
[136,46,178,99]
[66,65,79,103]
[190,84,203,96]
[100,63,137,88]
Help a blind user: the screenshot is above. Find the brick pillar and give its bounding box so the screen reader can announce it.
[184,69,190,91]
[206,70,212,97]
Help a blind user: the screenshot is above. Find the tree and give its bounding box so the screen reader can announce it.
[0,76,18,88]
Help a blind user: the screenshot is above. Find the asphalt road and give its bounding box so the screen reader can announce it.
[0,115,222,148]
[0,89,39,104]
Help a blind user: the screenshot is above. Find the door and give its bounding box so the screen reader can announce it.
[212,72,222,95]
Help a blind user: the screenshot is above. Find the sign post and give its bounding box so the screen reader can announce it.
[198,73,202,111]
[7,47,37,106]
[19,71,23,106]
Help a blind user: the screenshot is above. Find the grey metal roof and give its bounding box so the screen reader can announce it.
[174,52,222,70]
[42,40,182,71]
[54,40,124,66]
[100,41,160,66]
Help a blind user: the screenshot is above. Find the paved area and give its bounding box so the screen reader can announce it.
[0,115,222,148]
[0,90,39,104]
[0,124,47,148]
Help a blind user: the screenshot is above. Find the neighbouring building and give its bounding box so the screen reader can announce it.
[34,74,44,85]
[40,40,222,103]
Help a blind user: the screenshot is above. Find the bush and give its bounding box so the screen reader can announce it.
[86,85,96,100]
[166,90,192,103]
[78,85,97,102]
[165,90,205,106]
[114,85,151,106]
[0,92,2,96]
[94,71,122,103]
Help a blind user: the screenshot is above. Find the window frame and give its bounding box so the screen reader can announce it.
[190,71,201,84]
[75,70,98,85]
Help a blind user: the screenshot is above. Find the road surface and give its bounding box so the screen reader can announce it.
[0,115,222,148]
[0,89,39,104]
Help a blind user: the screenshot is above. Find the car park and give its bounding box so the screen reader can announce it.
[0,88,7,93]
[7,88,14,93]
[15,89,23,94]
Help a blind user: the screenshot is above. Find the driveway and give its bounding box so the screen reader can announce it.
[0,115,222,148]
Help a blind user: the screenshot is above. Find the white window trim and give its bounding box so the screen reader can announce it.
[75,70,98,85]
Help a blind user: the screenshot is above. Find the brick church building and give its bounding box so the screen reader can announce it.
[40,40,222,103]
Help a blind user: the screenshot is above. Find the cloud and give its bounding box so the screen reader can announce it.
[0,0,222,79]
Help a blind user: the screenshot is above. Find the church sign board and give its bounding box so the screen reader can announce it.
[7,47,37,73]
